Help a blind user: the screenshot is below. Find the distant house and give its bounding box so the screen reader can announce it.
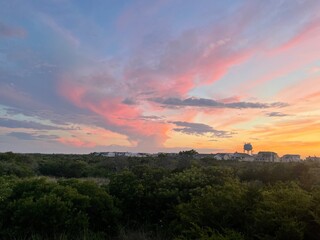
[255,151,280,162]
[281,154,301,162]
[214,153,232,160]
[98,152,116,157]
[195,154,215,159]
[115,152,127,157]
[135,153,151,157]
[95,152,148,157]
[306,156,320,162]
[231,152,254,162]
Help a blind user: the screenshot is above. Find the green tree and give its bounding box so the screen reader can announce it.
[178,149,198,156]
[175,181,248,239]
[252,182,312,240]
[59,179,120,234]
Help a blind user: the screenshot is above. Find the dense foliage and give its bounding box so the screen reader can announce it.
[1,152,320,239]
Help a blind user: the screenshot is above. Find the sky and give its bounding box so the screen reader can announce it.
[0,0,320,157]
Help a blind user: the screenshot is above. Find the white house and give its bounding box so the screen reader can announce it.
[281,154,301,162]
[231,152,255,162]
[214,153,232,160]
[98,152,116,157]
[306,156,320,162]
[255,151,280,162]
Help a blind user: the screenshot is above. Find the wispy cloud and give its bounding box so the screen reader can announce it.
[0,117,66,130]
[0,22,26,38]
[40,15,80,47]
[7,132,58,141]
[122,98,137,105]
[151,97,288,109]
[140,115,164,120]
[58,137,96,148]
[266,112,289,117]
[170,121,234,138]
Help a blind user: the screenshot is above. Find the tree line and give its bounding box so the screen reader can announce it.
[0,152,320,239]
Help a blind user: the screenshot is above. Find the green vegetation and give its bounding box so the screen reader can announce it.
[1,152,320,239]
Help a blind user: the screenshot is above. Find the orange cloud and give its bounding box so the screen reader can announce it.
[273,18,320,54]
[58,137,97,148]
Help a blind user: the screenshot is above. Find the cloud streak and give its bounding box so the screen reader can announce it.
[171,121,234,138]
[0,118,68,130]
[151,97,288,109]
[7,132,58,141]
[266,112,289,117]
[0,22,26,38]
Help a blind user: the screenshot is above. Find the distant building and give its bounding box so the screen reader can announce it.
[135,153,151,157]
[195,154,215,159]
[114,152,127,157]
[94,152,150,157]
[306,156,320,162]
[231,152,255,162]
[255,151,280,162]
[95,152,116,157]
[214,153,232,160]
[281,154,301,162]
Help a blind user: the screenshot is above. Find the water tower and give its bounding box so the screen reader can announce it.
[244,143,253,155]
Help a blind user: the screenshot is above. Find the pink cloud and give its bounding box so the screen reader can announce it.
[272,17,320,54]
[276,75,320,102]
[122,30,256,99]
[58,137,96,148]
[0,83,45,110]
[56,126,132,148]
[310,66,320,74]
[0,22,26,38]
[303,91,320,101]
[57,1,320,150]
[58,74,170,148]
[56,7,268,148]
[117,1,271,100]
[237,23,320,93]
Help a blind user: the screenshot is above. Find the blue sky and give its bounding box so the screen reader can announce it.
[1,0,320,156]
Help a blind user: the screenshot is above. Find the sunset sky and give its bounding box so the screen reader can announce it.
[1,0,320,157]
